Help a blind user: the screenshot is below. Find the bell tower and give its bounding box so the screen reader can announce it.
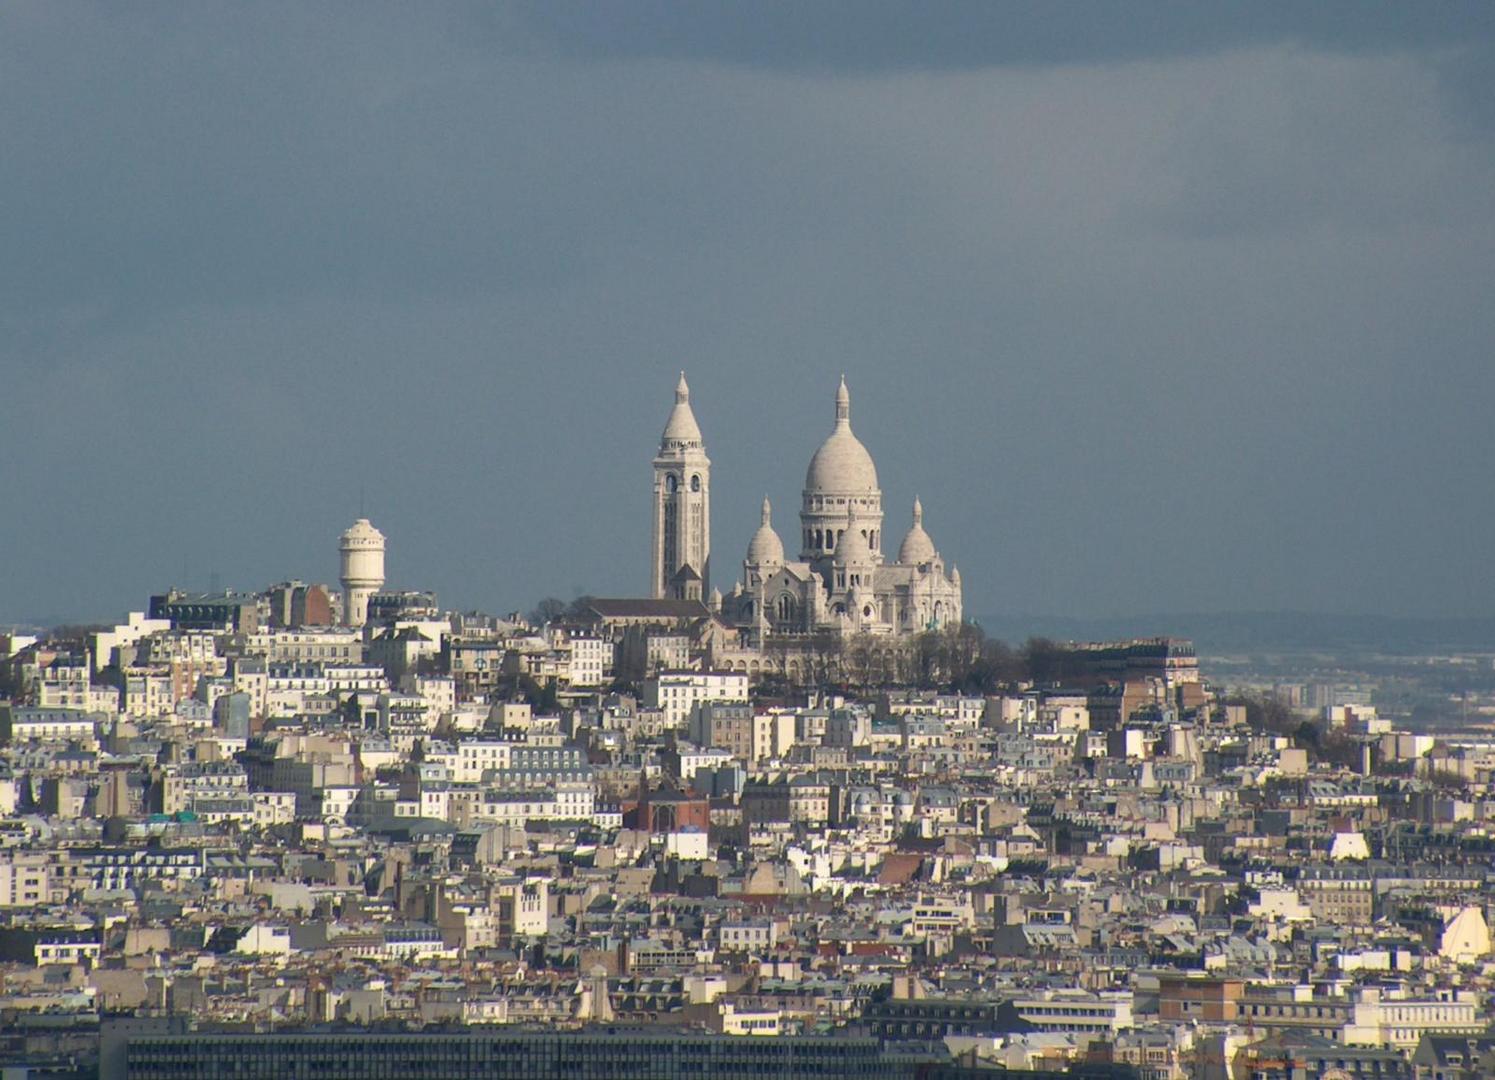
[651,373,711,600]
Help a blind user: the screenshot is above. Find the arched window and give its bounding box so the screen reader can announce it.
[775,594,796,622]
[690,473,701,492]
[833,603,846,616]
[665,473,678,493]
[863,605,874,618]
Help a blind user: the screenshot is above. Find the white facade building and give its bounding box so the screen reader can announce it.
[716,379,963,648]
[645,670,749,728]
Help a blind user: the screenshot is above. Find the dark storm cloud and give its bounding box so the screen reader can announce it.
[508,2,1495,73]
[2,4,1494,627]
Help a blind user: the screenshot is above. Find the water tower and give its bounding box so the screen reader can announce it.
[339,518,385,628]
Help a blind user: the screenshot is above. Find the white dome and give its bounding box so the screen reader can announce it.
[746,497,785,567]
[834,510,873,565]
[341,518,385,545]
[661,372,703,444]
[804,377,879,494]
[897,497,937,566]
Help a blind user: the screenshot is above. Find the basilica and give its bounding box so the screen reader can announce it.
[651,374,962,651]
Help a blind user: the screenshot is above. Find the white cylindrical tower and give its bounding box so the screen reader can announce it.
[339,518,386,628]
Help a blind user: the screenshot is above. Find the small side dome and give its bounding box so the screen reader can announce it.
[834,508,873,565]
[897,497,937,566]
[746,497,785,567]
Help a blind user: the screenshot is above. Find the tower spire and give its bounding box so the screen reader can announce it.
[835,375,850,426]
[761,496,772,526]
[652,373,711,599]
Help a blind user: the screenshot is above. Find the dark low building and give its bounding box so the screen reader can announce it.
[110,1027,888,1080]
[148,590,260,632]
[863,998,1029,1041]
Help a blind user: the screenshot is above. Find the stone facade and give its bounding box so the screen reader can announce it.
[715,378,962,649]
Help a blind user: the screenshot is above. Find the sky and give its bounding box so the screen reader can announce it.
[3,3,1495,627]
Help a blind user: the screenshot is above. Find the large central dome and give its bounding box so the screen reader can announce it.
[804,376,879,494]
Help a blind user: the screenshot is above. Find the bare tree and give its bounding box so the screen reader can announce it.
[528,597,567,627]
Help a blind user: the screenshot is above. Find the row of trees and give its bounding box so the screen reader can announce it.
[527,590,1102,694]
[758,624,1099,694]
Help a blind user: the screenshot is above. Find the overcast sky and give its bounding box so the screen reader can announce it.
[4,3,1495,627]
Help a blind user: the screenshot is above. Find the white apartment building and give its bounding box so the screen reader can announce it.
[549,629,613,687]
[252,791,297,826]
[0,707,100,747]
[673,745,736,781]
[471,783,595,826]
[1012,991,1135,1037]
[0,853,50,908]
[120,670,175,718]
[263,664,387,717]
[718,920,777,952]
[645,670,749,728]
[35,662,91,709]
[401,674,456,714]
[1342,990,1484,1049]
[907,896,976,938]
[453,740,513,783]
[239,628,366,664]
[90,613,173,671]
[494,876,549,939]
